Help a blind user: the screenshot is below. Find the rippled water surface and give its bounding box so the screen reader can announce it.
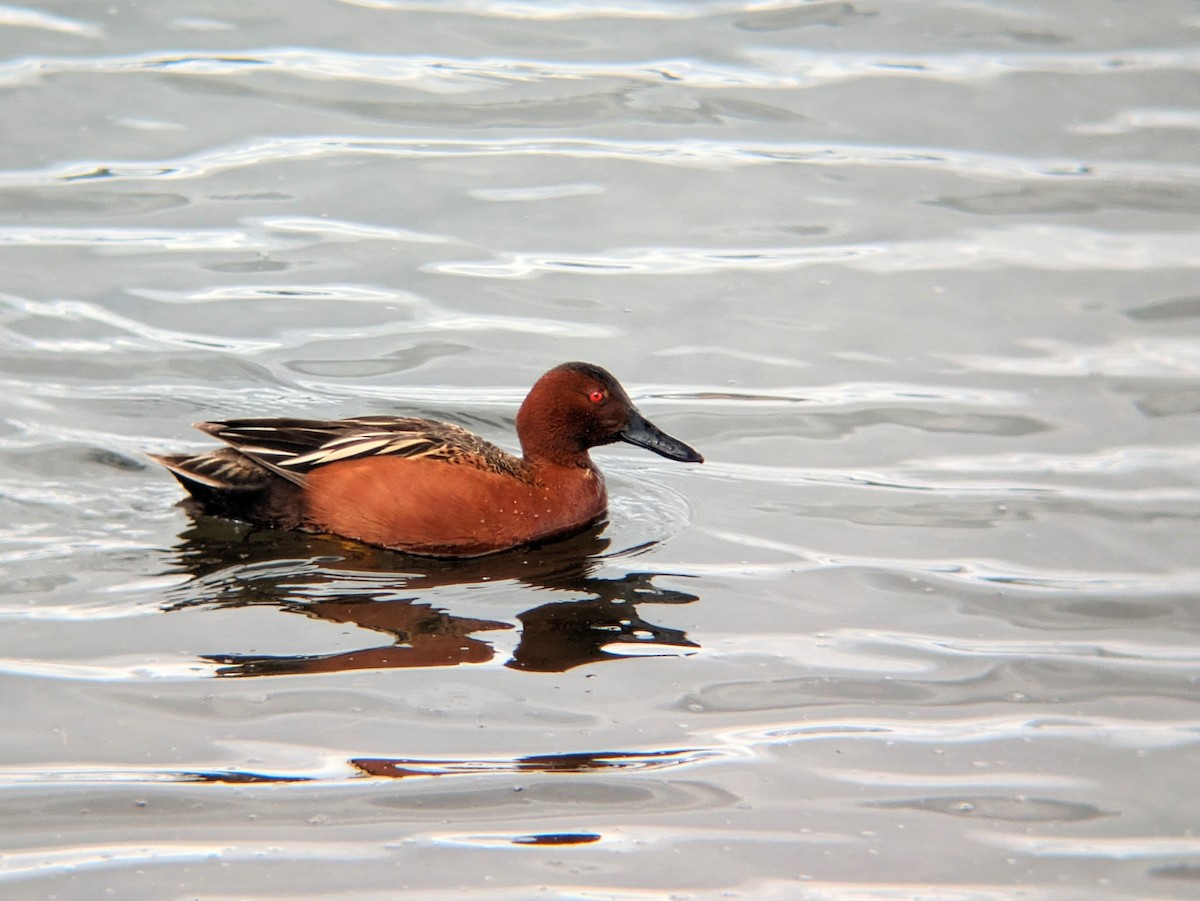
[3,1,1199,898]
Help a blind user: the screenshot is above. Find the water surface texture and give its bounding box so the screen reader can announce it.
[2,1,1199,898]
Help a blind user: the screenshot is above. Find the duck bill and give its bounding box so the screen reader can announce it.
[618,411,704,463]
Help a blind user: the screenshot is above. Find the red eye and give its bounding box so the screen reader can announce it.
[588,389,606,404]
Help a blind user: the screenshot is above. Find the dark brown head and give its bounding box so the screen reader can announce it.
[516,362,703,466]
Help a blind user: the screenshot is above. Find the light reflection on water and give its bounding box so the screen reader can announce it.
[2,0,1199,898]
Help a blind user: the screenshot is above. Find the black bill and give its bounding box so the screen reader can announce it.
[618,410,704,463]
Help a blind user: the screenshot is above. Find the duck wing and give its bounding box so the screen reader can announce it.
[196,416,524,486]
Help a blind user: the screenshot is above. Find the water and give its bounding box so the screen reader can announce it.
[2,1,1199,898]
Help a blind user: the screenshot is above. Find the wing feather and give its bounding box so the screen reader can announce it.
[193,416,525,484]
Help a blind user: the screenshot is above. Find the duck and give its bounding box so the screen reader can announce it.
[150,361,703,558]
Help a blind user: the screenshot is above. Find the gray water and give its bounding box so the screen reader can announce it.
[2,1,1199,899]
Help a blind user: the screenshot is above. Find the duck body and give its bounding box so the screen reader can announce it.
[151,362,702,558]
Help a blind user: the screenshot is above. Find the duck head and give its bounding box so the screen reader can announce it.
[517,362,704,465]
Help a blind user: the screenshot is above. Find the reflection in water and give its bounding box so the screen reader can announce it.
[511,833,602,846]
[509,582,696,672]
[0,746,725,787]
[350,747,720,780]
[178,770,311,784]
[162,515,699,675]
[203,598,511,676]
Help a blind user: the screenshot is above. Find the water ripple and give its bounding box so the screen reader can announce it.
[257,216,454,244]
[130,283,417,304]
[0,225,268,251]
[982,834,1200,860]
[6,45,1199,91]
[695,460,1200,505]
[426,228,1200,278]
[0,841,381,882]
[0,296,279,354]
[0,4,101,38]
[909,445,1200,475]
[845,630,1200,665]
[648,531,1200,592]
[715,714,1200,751]
[3,136,1199,187]
[331,0,855,20]
[949,338,1200,378]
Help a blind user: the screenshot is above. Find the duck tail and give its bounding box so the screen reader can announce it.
[149,449,300,525]
[149,448,270,491]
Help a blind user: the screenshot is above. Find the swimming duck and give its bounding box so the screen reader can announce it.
[151,362,702,557]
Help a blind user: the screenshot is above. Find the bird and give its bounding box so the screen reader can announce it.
[150,361,702,557]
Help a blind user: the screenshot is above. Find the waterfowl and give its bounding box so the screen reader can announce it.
[151,362,702,557]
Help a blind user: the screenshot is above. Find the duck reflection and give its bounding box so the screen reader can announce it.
[163,515,699,676]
